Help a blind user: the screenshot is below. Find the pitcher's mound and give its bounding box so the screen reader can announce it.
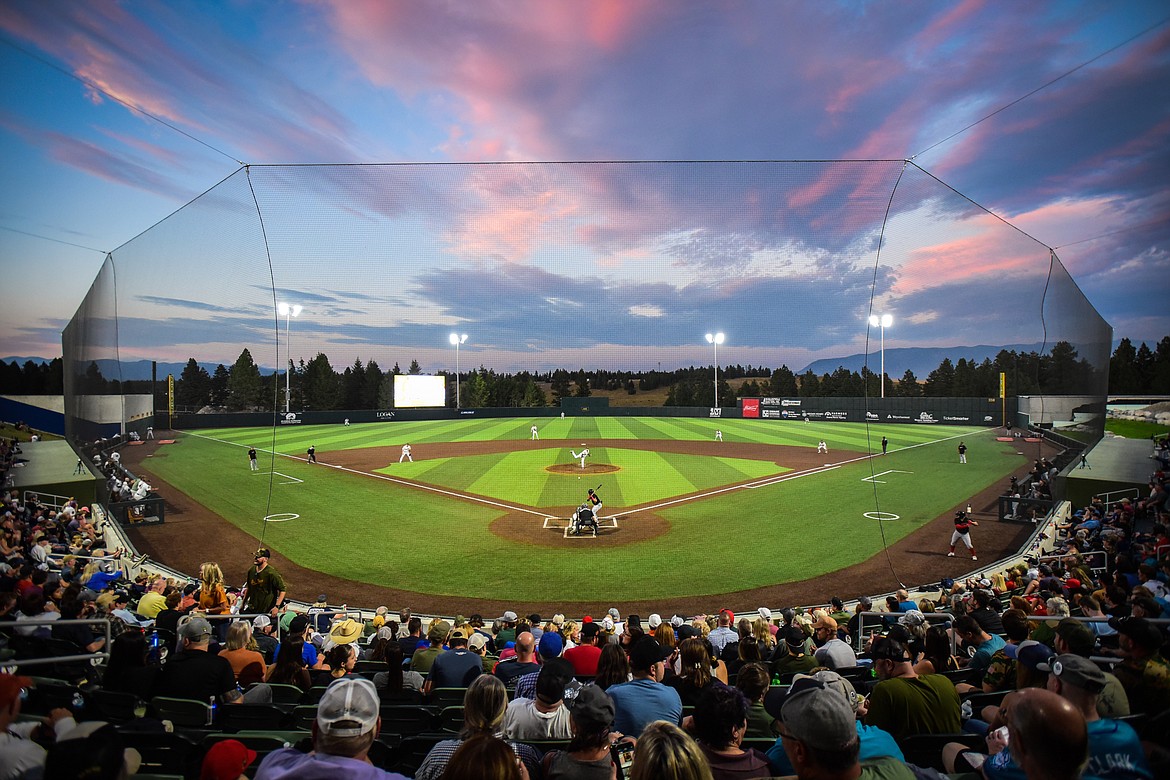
[546,463,621,475]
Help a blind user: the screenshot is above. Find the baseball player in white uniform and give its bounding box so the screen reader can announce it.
[399,443,413,463]
[570,446,590,469]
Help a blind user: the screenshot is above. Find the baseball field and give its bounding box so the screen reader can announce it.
[120,417,1041,613]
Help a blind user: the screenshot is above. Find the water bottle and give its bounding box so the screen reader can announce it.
[207,696,217,726]
[71,692,85,713]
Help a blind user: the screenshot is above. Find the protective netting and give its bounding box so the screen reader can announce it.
[62,160,1110,448]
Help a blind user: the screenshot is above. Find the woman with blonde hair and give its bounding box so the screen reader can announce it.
[751,619,775,651]
[631,720,713,780]
[655,623,677,649]
[219,620,266,687]
[198,562,230,615]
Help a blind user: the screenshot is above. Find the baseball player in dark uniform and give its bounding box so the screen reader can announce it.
[248,446,258,471]
[948,510,978,561]
[307,445,317,463]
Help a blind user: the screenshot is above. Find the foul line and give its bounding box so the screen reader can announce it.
[189,432,549,519]
[862,469,912,484]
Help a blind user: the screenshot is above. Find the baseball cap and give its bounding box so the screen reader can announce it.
[254,548,270,559]
[179,617,213,642]
[1050,618,1094,657]
[428,620,452,641]
[571,684,615,728]
[317,678,380,737]
[468,633,488,651]
[778,677,857,751]
[812,615,838,631]
[629,637,672,671]
[1016,641,1054,670]
[607,607,620,619]
[449,627,470,643]
[552,613,566,626]
[1108,616,1164,650]
[766,670,862,719]
[898,610,925,628]
[782,626,806,648]
[538,631,564,658]
[758,607,773,621]
[581,622,601,639]
[602,616,615,632]
[498,610,518,622]
[1037,654,1106,692]
[201,738,257,780]
[670,615,684,628]
[870,637,911,662]
[252,615,271,630]
[288,615,309,636]
[647,613,663,629]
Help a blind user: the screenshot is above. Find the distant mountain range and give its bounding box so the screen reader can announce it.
[9,343,1050,382]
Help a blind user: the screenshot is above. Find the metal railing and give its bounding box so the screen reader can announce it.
[4,617,113,668]
[1093,487,1140,506]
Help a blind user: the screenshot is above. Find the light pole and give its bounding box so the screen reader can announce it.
[449,333,467,408]
[868,313,893,398]
[277,302,302,413]
[705,332,724,407]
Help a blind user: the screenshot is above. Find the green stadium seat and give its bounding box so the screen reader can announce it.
[427,686,468,708]
[151,696,213,728]
[438,705,464,733]
[214,703,291,731]
[378,704,440,736]
[118,730,201,777]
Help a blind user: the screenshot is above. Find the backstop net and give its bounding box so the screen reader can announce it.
[61,160,1111,449]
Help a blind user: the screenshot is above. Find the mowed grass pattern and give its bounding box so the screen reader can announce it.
[152,418,1017,601]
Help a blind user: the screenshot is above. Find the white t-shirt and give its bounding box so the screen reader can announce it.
[503,698,572,741]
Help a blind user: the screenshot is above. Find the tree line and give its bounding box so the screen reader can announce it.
[4,336,1163,411]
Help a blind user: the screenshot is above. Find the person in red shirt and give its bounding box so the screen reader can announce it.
[564,621,604,676]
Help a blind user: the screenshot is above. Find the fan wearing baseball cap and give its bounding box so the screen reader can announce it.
[153,618,273,705]
[864,637,961,741]
[255,677,410,779]
[424,627,483,692]
[607,637,683,736]
[1109,616,1170,715]
[776,676,913,780]
[241,548,286,617]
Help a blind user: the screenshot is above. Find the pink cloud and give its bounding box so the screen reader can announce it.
[889,212,1048,297]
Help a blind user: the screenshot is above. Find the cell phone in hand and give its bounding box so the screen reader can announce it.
[612,740,635,778]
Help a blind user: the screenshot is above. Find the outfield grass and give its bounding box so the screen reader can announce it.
[144,418,1019,602]
[1105,418,1169,439]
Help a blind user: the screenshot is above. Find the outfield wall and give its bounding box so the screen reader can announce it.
[168,396,1012,430]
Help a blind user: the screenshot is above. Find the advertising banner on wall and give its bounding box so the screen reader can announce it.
[738,397,1005,425]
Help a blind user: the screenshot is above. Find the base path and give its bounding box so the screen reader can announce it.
[121,433,1054,617]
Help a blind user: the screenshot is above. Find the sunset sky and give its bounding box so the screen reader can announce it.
[1,2,1166,375]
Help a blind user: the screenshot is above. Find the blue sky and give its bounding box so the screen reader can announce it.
[1,1,1166,375]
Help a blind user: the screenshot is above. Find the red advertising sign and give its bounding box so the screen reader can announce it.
[742,398,760,418]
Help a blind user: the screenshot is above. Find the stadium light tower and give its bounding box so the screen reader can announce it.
[277,301,302,413]
[868,313,893,398]
[705,332,725,407]
[449,333,468,408]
